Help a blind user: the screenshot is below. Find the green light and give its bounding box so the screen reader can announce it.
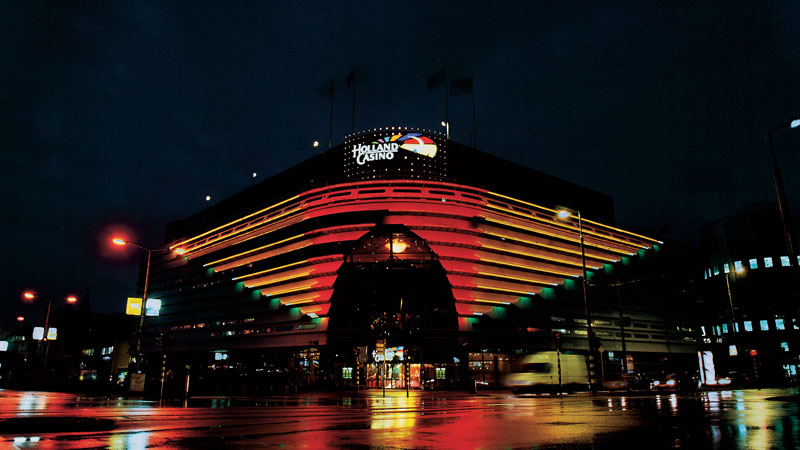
[268,298,282,310]
[603,263,615,274]
[539,288,557,300]
[652,243,661,252]
[621,256,631,266]
[235,282,245,292]
[206,268,215,276]
[563,278,579,291]
[517,296,534,308]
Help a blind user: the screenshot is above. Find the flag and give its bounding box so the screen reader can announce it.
[449,78,473,96]
[427,68,445,90]
[346,70,355,88]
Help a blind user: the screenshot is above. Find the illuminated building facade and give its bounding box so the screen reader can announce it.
[698,203,800,386]
[140,128,696,394]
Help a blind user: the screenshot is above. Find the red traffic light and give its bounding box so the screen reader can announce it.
[17,316,24,322]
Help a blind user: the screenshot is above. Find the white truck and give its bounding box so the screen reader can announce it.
[503,351,589,394]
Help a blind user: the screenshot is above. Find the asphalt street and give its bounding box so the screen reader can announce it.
[0,388,798,449]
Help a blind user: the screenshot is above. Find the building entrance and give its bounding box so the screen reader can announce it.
[327,225,460,387]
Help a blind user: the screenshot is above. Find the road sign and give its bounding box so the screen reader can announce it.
[130,373,146,392]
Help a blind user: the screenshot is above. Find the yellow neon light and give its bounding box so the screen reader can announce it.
[477,271,556,286]
[262,284,317,297]
[484,217,637,255]
[204,233,305,267]
[480,258,578,278]
[216,242,312,273]
[474,298,512,305]
[170,195,299,250]
[482,243,587,269]
[474,284,542,296]
[245,271,314,288]
[182,207,303,256]
[284,298,315,306]
[485,190,660,244]
[484,230,616,262]
[484,207,647,251]
[232,259,308,281]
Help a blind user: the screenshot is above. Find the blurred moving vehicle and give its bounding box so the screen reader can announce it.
[503,351,588,394]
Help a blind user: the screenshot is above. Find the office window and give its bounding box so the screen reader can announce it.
[722,324,728,334]
[744,321,753,332]
[723,263,730,274]
[715,325,722,336]
[734,323,739,333]
[781,256,790,267]
[713,266,720,276]
[749,258,758,269]
[701,326,706,336]
[765,257,773,268]
[775,319,785,330]
[759,320,769,331]
[781,342,790,352]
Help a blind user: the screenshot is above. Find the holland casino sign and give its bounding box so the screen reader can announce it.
[351,133,437,165]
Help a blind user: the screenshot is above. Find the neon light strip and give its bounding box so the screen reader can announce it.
[474,299,511,305]
[483,230,617,262]
[486,190,660,244]
[204,233,305,267]
[476,271,558,287]
[232,260,308,281]
[479,258,579,278]
[482,243,601,270]
[484,218,639,255]
[484,204,648,251]
[170,195,299,249]
[474,284,543,296]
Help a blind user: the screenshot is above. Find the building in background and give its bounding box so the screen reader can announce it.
[698,202,800,386]
[134,127,698,395]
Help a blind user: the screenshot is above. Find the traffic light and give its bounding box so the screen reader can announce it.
[553,331,562,349]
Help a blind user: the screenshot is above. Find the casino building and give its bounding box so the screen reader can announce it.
[138,128,697,394]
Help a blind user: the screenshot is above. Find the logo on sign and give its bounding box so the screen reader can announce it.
[351,133,437,165]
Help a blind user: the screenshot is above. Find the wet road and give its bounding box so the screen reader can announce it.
[0,388,798,449]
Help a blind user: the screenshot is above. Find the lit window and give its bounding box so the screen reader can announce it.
[704,271,708,280]
[435,367,447,380]
[734,323,739,333]
[715,325,722,336]
[749,259,758,269]
[722,324,728,334]
[701,326,706,336]
[729,345,738,356]
[776,319,785,330]
[723,264,730,274]
[101,346,114,355]
[744,321,753,332]
[342,367,353,379]
[759,320,769,331]
[713,266,720,276]
[781,256,790,267]
[781,342,790,352]
[765,257,773,268]
[734,261,743,272]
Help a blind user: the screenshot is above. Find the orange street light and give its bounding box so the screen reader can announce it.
[21,291,78,368]
[112,238,126,246]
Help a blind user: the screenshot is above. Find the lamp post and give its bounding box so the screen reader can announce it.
[556,208,597,392]
[22,291,77,367]
[766,116,800,337]
[112,238,185,373]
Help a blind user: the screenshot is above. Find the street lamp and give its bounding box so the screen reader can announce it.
[766,116,800,336]
[112,238,184,372]
[766,117,800,273]
[22,291,78,367]
[313,140,320,156]
[556,208,597,392]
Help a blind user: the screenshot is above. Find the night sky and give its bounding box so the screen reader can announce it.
[2,1,799,324]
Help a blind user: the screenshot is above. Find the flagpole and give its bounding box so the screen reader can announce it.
[328,78,334,149]
[471,83,477,149]
[445,82,449,140]
[351,71,356,134]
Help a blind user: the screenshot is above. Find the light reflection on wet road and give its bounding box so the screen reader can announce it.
[0,388,797,449]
